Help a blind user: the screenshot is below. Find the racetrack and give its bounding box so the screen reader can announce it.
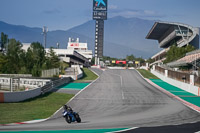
[1,69,200,131]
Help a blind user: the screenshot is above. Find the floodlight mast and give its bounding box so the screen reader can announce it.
[42,26,48,48]
[93,0,107,66]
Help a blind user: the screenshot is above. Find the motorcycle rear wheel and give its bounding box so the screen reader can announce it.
[65,115,71,123]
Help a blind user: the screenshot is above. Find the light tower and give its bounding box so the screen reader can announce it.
[42,26,48,48]
[93,0,107,66]
[56,42,59,49]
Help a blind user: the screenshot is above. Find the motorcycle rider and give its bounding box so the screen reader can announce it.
[62,104,81,123]
[63,105,73,113]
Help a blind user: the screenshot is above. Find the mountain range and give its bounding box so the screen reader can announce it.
[0,16,161,58]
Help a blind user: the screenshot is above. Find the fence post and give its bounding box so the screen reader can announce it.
[153,65,155,71]
[165,70,168,77]
[190,75,194,85]
[51,81,54,89]
[10,78,13,92]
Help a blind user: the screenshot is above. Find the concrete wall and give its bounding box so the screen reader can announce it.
[0,77,71,103]
[0,77,51,90]
[60,66,83,80]
[151,69,200,96]
[1,87,41,103]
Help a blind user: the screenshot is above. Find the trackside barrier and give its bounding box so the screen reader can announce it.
[151,68,199,96]
[41,77,71,94]
[59,66,83,80]
[0,87,41,103]
[0,77,71,103]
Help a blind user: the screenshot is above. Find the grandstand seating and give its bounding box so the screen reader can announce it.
[167,50,200,67]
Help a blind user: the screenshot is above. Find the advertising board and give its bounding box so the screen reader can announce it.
[93,0,107,20]
[93,0,107,11]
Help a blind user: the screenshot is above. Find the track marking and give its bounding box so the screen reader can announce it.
[48,69,100,119]
[146,79,200,113]
[67,69,100,103]
[105,127,138,133]
[107,71,125,100]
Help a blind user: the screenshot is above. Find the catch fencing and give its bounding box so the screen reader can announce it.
[41,68,60,77]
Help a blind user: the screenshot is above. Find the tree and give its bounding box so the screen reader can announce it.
[47,47,60,68]
[5,39,23,73]
[0,53,7,73]
[126,54,135,61]
[26,42,46,76]
[164,44,195,63]
[1,32,8,50]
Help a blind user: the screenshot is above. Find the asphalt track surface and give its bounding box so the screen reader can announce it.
[1,69,200,132]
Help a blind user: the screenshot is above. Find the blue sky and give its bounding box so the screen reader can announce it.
[0,0,200,30]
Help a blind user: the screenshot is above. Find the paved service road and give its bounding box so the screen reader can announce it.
[1,69,200,131]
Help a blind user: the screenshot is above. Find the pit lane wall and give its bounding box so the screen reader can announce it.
[151,66,200,96]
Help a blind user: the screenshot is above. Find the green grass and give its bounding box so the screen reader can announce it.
[0,92,74,124]
[76,68,98,81]
[137,69,159,79]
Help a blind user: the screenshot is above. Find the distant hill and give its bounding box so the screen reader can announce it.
[0,16,161,58]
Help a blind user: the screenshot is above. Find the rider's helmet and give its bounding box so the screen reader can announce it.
[63,105,68,110]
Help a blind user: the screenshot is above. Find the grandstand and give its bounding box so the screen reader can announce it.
[167,49,200,69]
[146,21,200,66]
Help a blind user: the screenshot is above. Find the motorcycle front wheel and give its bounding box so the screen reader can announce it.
[75,114,81,123]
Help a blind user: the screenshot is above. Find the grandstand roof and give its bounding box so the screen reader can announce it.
[147,21,199,50]
[146,22,174,40]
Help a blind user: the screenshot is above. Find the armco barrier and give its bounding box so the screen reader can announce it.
[41,77,71,94]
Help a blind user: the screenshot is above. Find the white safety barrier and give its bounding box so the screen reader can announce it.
[151,69,200,96]
[108,67,126,69]
[60,66,83,80]
[2,87,41,103]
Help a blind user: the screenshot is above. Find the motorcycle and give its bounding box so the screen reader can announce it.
[62,110,81,124]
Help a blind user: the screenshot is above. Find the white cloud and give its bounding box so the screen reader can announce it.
[109,5,118,10]
[109,9,166,19]
[43,9,61,14]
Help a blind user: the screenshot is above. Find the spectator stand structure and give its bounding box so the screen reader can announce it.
[146,21,200,66]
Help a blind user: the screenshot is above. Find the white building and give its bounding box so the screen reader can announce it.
[67,38,93,62]
[22,43,90,67]
[22,43,31,52]
[45,48,90,67]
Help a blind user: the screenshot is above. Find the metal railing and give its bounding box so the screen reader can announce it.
[41,77,71,94]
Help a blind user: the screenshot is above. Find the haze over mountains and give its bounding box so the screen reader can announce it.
[0,16,161,58]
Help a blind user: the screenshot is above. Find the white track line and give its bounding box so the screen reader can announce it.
[105,127,139,133]
[107,71,124,100]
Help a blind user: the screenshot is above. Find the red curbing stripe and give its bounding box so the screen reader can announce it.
[1,122,26,126]
[146,79,200,113]
[0,92,4,103]
[15,122,26,124]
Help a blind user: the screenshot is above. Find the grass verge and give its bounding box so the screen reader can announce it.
[137,69,159,79]
[75,68,98,82]
[0,92,74,124]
